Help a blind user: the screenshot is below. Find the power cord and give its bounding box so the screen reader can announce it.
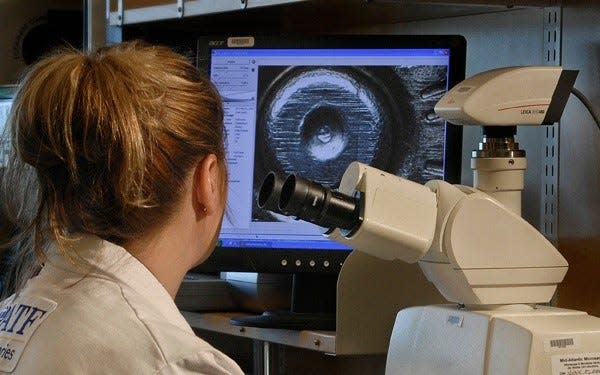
[570,87,600,131]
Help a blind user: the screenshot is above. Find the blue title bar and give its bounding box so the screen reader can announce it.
[212,48,449,58]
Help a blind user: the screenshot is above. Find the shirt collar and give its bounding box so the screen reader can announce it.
[44,234,191,331]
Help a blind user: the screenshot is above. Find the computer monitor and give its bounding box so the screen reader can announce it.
[194,35,466,329]
[0,86,15,167]
[0,86,15,297]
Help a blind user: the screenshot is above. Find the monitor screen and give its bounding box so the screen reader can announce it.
[195,35,465,274]
[0,88,14,299]
[0,86,15,167]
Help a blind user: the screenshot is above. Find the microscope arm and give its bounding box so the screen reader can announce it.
[328,161,439,264]
[329,162,568,306]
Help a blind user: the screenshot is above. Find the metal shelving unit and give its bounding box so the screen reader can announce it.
[105,0,553,27]
[108,0,310,26]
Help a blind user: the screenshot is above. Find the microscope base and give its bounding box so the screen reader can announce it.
[386,304,600,375]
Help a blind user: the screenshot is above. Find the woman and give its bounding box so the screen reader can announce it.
[0,41,243,374]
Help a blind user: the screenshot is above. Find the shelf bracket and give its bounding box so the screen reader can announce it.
[117,0,124,26]
[541,2,562,243]
[177,0,184,18]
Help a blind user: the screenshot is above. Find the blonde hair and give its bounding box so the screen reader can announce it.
[0,41,226,294]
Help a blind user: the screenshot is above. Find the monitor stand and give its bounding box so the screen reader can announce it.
[229,273,337,331]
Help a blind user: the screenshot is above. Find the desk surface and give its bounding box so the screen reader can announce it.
[182,311,337,354]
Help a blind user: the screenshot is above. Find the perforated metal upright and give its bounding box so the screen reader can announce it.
[541,2,562,242]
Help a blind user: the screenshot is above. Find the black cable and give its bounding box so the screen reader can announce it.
[570,87,600,131]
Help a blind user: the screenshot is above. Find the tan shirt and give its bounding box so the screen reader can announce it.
[0,235,243,374]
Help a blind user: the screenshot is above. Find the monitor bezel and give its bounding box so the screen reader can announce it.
[194,34,466,274]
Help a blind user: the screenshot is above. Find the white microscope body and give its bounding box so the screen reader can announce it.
[332,162,599,375]
[261,67,600,374]
[330,67,599,374]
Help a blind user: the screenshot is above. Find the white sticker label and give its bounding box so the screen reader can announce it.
[447,314,464,328]
[552,352,600,375]
[227,36,254,47]
[545,336,581,352]
[0,295,57,372]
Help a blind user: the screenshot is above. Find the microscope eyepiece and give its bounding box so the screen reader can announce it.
[257,172,285,213]
[279,174,361,231]
[257,171,362,231]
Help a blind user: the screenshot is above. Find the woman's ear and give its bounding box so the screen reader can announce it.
[192,154,222,218]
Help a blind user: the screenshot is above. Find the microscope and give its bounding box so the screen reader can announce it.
[258,66,600,374]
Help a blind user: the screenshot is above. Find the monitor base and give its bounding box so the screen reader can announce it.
[230,310,335,331]
[229,273,338,331]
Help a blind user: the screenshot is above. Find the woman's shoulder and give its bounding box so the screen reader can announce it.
[0,273,168,373]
